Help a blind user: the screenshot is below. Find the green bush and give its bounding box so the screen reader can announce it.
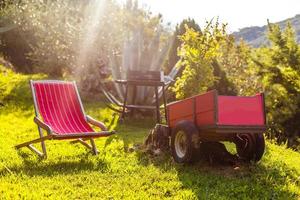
[1,0,124,76]
[253,22,300,148]
[172,20,300,149]
[163,18,201,74]
[172,21,237,99]
[0,0,170,96]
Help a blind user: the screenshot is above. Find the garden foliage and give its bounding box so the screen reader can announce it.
[163,18,200,74]
[172,21,238,99]
[253,22,300,148]
[0,64,299,198]
[1,0,124,76]
[0,1,300,148]
[172,20,300,148]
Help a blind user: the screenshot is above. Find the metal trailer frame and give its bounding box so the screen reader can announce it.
[167,90,266,141]
[161,90,267,162]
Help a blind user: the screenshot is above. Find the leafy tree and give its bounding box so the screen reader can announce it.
[210,60,237,95]
[219,38,262,96]
[163,18,200,74]
[254,22,300,147]
[0,0,125,76]
[172,20,237,99]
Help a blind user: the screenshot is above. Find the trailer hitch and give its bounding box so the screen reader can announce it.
[144,124,170,153]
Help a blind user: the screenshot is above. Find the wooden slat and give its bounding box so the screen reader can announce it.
[28,144,44,157]
[125,105,156,109]
[52,131,116,140]
[15,135,53,149]
[115,79,165,86]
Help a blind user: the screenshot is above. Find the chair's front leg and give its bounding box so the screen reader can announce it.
[90,139,98,155]
[70,138,92,148]
[71,138,98,155]
[28,144,45,158]
[34,117,51,159]
[37,126,47,159]
[15,135,52,158]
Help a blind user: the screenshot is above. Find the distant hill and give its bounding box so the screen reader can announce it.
[232,14,300,48]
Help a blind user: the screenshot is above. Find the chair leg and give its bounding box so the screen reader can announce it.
[28,144,45,158]
[36,126,47,158]
[15,133,52,159]
[15,135,52,149]
[15,138,50,159]
[71,139,93,150]
[40,140,47,159]
[154,86,160,123]
[90,139,98,155]
[121,83,129,120]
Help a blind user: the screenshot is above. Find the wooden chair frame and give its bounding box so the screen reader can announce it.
[15,80,116,158]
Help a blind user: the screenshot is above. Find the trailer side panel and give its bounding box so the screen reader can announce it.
[195,90,216,126]
[217,94,265,126]
[168,98,194,127]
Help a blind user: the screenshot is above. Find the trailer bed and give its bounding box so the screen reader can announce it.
[167,90,266,137]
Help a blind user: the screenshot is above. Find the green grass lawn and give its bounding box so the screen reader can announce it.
[0,66,300,199]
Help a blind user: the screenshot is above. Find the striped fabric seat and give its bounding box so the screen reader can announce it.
[33,81,94,134]
[15,80,115,158]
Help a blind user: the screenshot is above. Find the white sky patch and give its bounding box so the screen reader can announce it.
[119,0,300,32]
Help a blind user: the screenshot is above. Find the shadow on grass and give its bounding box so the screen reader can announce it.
[135,150,300,199]
[73,98,157,152]
[0,152,109,177]
[104,116,156,152]
[97,109,299,199]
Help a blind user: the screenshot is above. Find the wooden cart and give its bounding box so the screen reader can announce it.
[155,90,266,163]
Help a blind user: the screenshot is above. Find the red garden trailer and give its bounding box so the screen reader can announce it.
[149,90,266,163]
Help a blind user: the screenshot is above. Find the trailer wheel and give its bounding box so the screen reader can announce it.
[171,120,199,163]
[236,134,254,160]
[235,133,265,162]
[253,133,265,161]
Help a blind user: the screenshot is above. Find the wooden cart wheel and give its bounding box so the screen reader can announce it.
[171,120,200,163]
[235,133,265,162]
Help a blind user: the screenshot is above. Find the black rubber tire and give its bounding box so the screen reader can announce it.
[236,133,265,162]
[236,133,255,160]
[253,133,265,162]
[171,120,200,163]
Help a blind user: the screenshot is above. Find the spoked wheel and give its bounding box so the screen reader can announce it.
[235,133,265,162]
[171,120,200,163]
[174,131,187,159]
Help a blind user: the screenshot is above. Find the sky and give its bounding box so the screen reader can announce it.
[120,0,300,32]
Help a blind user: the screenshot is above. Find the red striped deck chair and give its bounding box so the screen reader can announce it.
[15,80,116,158]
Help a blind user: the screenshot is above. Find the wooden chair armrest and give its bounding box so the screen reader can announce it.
[34,117,52,134]
[86,115,107,131]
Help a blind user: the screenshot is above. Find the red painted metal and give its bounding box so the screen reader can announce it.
[217,94,265,126]
[167,97,194,127]
[195,90,216,126]
[167,90,266,128]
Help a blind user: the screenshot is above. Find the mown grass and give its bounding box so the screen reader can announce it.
[0,66,300,199]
